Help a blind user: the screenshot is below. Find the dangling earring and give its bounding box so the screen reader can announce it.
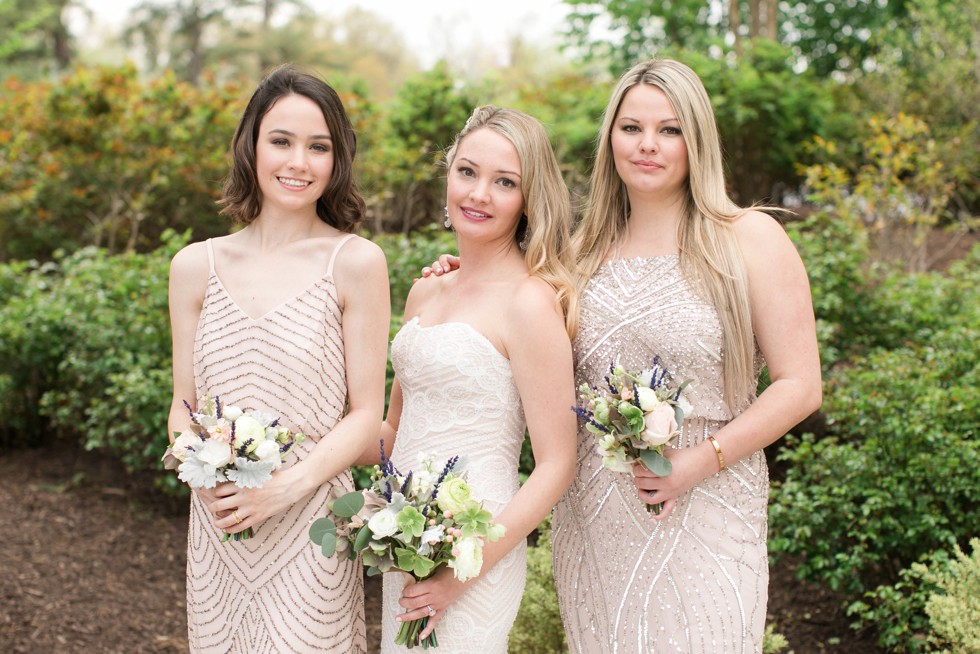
[443,206,452,229]
[518,215,530,251]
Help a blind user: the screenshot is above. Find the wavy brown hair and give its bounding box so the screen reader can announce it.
[445,106,579,338]
[219,64,365,232]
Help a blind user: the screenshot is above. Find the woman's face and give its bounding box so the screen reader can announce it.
[610,84,689,201]
[446,127,525,246]
[254,94,334,215]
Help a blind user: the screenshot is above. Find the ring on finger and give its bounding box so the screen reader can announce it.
[427,605,436,617]
[232,511,243,524]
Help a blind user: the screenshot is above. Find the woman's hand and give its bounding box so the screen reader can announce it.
[396,567,470,640]
[419,254,460,279]
[632,443,717,521]
[194,484,232,520]
[210,467,302,536]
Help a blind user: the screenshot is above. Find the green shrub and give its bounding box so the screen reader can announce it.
[926,538,980,653]
[33,232,186,484]
[770,332,980,596]
[770,244,980,601]
[0,258,75,447]
[846,550,948,653]
[763,624,789,653]
[509,518,566,654]
[785,209,875,371]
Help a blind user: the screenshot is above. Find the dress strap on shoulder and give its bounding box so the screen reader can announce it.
[205,238,216,274]
[326,234,357,277]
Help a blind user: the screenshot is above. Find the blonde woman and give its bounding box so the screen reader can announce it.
[370,106,578,652]
[424,59,821,652]
[548,59,821,652]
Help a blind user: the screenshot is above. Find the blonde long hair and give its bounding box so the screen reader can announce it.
[446,106,579,338]
[572,59,764,409]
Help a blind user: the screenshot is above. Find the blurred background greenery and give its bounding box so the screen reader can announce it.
[1,1,978,651]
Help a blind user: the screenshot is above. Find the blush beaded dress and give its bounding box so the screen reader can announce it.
[380,317,528,653]
[186,235,366,653]
[552,256,768,654]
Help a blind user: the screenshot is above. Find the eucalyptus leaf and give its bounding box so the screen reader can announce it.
[332,491,365,519]
[308,518,337,545]
[319,532,338,558]
[353,524,373,552]
[674,405,685,426]
[640,449,672,476]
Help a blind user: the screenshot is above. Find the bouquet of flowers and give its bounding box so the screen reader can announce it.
[572,358,692,514]
[309,445,505,649]
[162,394,306,541]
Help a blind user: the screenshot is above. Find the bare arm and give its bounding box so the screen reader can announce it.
[167,242,210,440]
[635,211,822,518]
[167,242,231,514]
[215,238,392,535]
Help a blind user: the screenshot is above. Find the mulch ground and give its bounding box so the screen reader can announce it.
[0,441,882,653]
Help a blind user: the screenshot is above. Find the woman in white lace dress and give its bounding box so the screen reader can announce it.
[371,106,578,652]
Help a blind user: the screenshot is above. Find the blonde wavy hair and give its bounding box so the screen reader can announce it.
[445,106,579,338]
[572,59,768,409]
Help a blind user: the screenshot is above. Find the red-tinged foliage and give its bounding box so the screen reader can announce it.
[0,64,244,260]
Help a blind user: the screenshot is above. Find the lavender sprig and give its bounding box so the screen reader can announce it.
[400,471,414,497]
[572,406,611,433]
[430,456,459,503]
[182,399,200,425]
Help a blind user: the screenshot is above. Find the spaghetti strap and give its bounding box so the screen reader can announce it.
[326,234,357,277]
[205,239,216,274]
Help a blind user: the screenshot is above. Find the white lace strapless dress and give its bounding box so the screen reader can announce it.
[380,317,528,653]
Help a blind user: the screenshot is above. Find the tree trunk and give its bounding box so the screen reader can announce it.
[729,0,742,55]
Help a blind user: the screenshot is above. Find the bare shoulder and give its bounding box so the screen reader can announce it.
[402,267,452,319]
[509,275,564,323]
[731,209,799,261]
[169,240,210,282]
[332,234,387,276]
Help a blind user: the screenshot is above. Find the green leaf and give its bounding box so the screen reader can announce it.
[308,518,337,545]
[640,449,672,476]
[332,491,365,519]
[353,524,373,552]
[673,405,685,426]
[319,532,338,558]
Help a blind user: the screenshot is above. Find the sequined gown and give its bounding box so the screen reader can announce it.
[186,236,365,653]
[552,256,768,654]
[380,318,528,653]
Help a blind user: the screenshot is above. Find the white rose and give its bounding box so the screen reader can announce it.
[367,509,399,538]
[448,537,484,581]
[233,415,265,452]
[253,439,282,468]
[171,430,201,462]
[197,439,234,468]
[636,386,661,412]
[222,405,243,421]
[640,403,678,447]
